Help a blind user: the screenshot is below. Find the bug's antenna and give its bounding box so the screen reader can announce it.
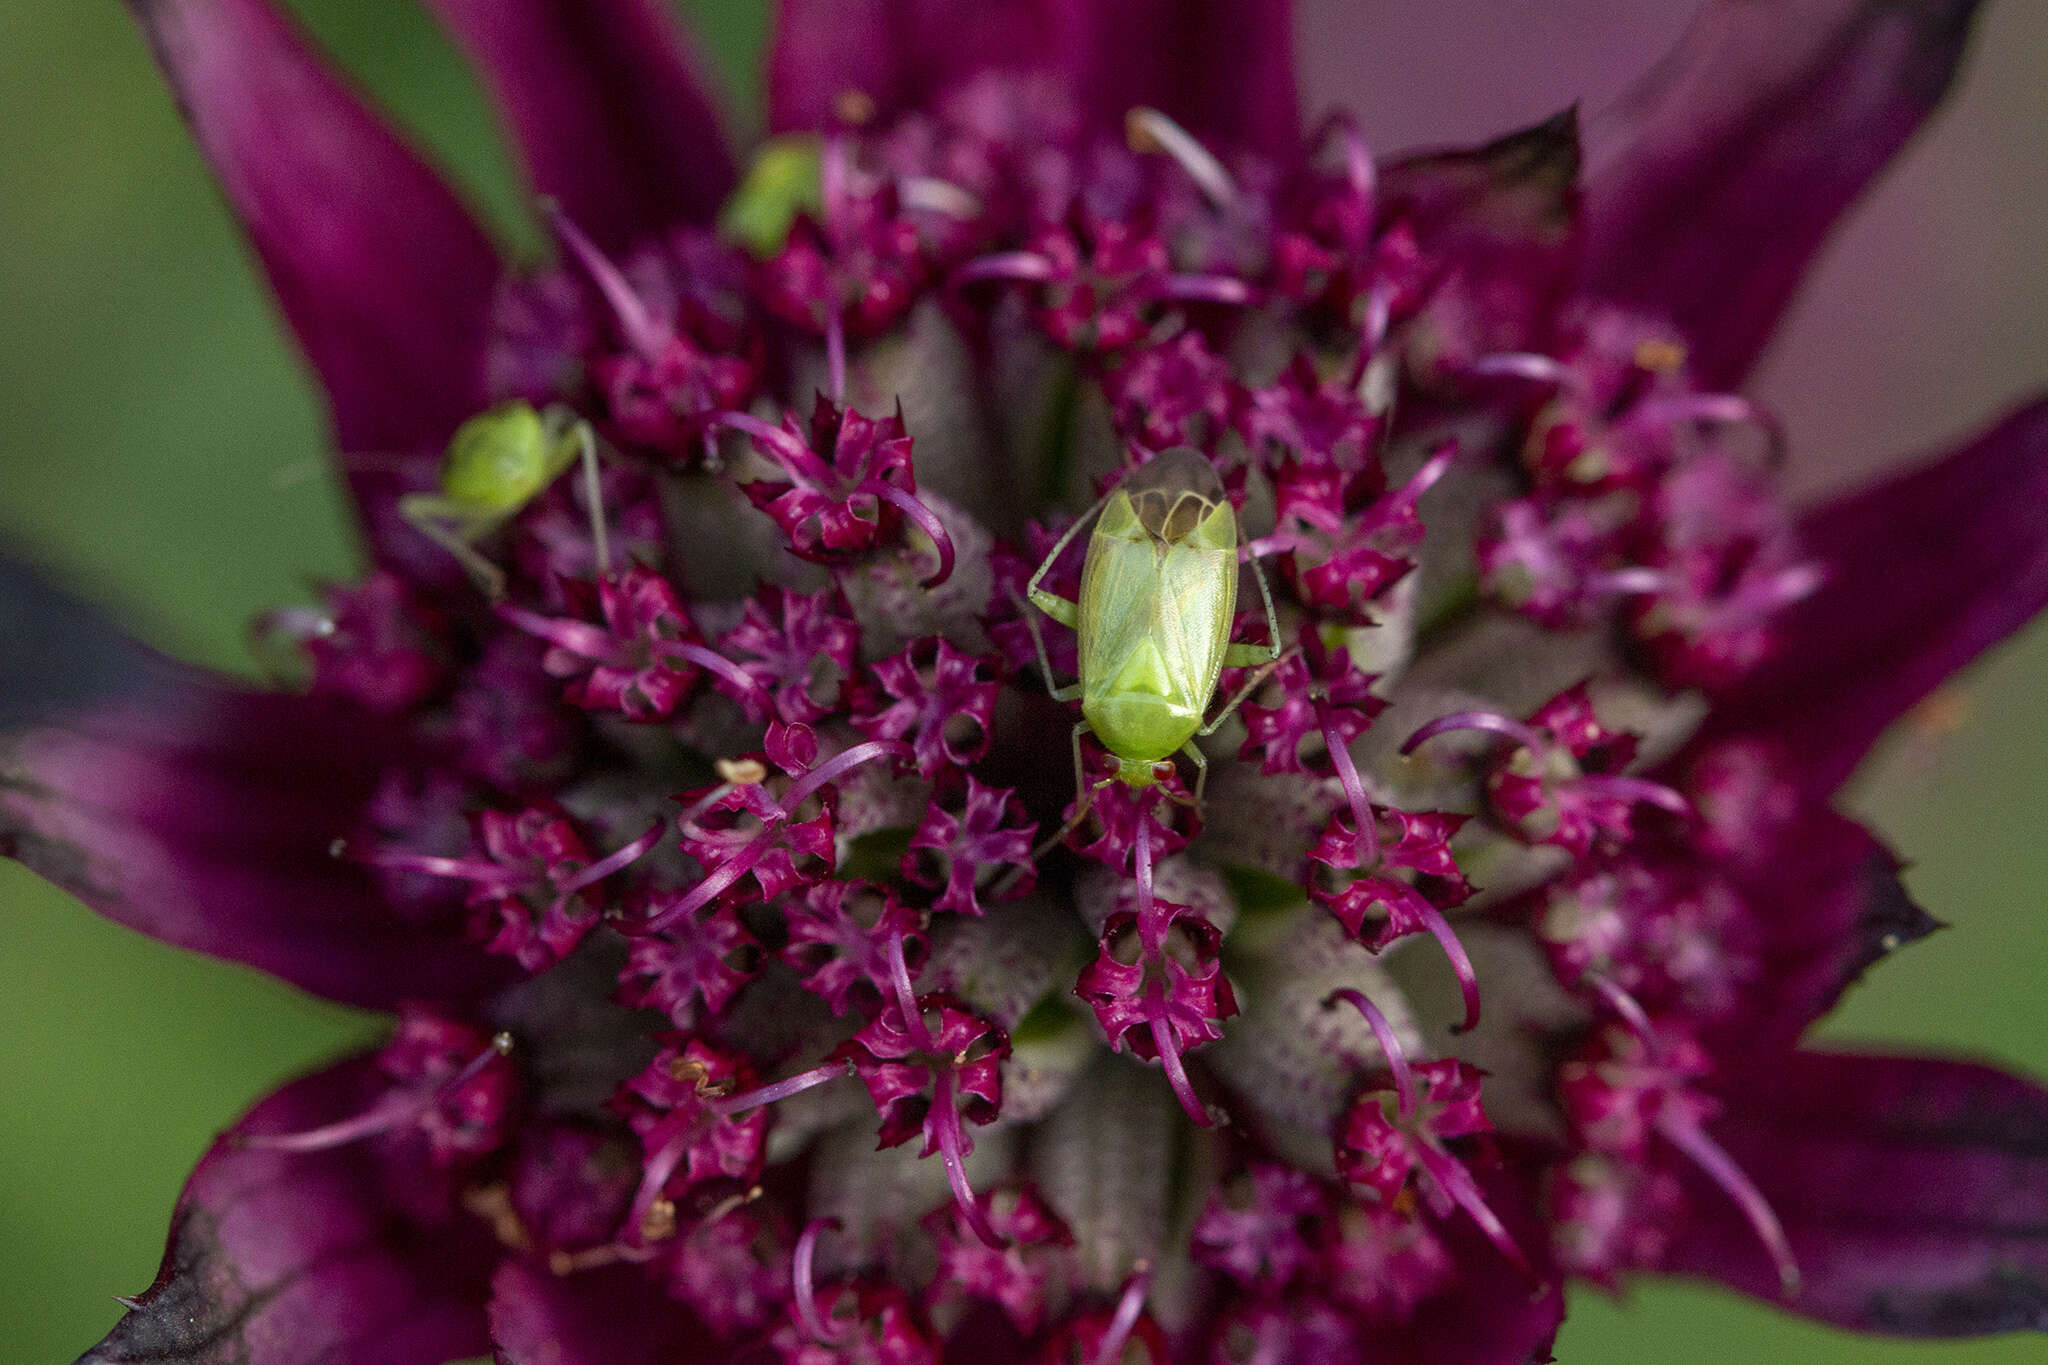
[400,503,508,599]
[572,417,611,578]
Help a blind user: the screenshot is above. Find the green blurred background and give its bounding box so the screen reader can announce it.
[1,2,2043,1360]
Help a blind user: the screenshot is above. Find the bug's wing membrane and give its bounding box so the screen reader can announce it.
[1158,537,1239,709]
[1077,513,1153,694]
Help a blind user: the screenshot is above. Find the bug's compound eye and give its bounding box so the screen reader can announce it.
[1149,760,1177,785]
[441,402,550,512]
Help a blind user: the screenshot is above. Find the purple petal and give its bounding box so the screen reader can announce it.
[1360,1158,1566,1365]
[1666,1050,2048,1335]
[1716,806,1940,1052]
[426,0,736,254]
[767,0,1300,159]
[1065,0,1301,160]
[1699,398,2048,796]
[1,668,510,1010]
[767,0,1057,133]
[1378,111,1582,366]
[0,550,158,730]
[489,1258,716,1365]
[127,0,503,564]
[1584,0,1984,387]
[79,1057,496,1364]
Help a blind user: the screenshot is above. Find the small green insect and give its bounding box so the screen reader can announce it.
[400,400,606,596]
[1026,446,1282,814]
[717,135,824,259]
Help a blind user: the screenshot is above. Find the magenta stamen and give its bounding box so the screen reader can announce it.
[242,1032,512,1153]
[781,738,911,811]
[1416,1142,1529,1272]
[623,1129,687,1242]
[825,309,847,403]
[713,1059,856,1117]
[1586,566,1671,598]
[238,1092,417,1153]
[1728,562,1826,617]
[1092,1264,1153,1365]
[1631,392,1788,467]
[1401,710,1549,759]
[641,836,772,932]
[1236,531,1298,561]
[649,637,765,697]
[883,930,930,1049]
[1771,562,1827,607]
[1580,978,1801,1295]
[1466,352,1571,386]
[556,820,666,896]
[898,176,981,219]
[545,203,669,362]
[1361,284,1393,355]
[496,602,626,663]
[1374,442,1457,522]
[1656,1109,1801,1296]
[1323,714,1382,867]
[1324,988,1416,1119]
[931,1071,1008,1248]
[1575,774,1693,819]
[793,1216,848,1343]
[1134,819,1164,955]
[1125,107,1237,208]
[1149,1005,1212,1128]
[1160,273,1253,307]
[873,482,957,587]
[704,410,836,486]
[1584,974,1654,1038]
[1393,882,1482,1033]
[1316,110,1377,203]
[673,780,738,833]
[1344,132,1375,203]
[955,251,1059,286]
[820,133,850,232]
[348,846,512,888]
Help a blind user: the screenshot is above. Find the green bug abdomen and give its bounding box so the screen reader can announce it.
[1084,641,1205,764]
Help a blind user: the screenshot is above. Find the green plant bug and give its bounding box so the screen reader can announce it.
[717,135,824,259]
[399,400,607,597]
[1025,446,1283,817]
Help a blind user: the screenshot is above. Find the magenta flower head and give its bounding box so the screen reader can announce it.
[9,1,2048,1361]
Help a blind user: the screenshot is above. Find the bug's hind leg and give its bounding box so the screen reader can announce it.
[993,722,1101,897]
[1032,722,1105,856]
[1200,647,1291,738]
[1204,541,1289,742]
[572,419,611,578]
[1220,534,1284,669]
[400,495,507,599]
[1179,739,1210,809]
